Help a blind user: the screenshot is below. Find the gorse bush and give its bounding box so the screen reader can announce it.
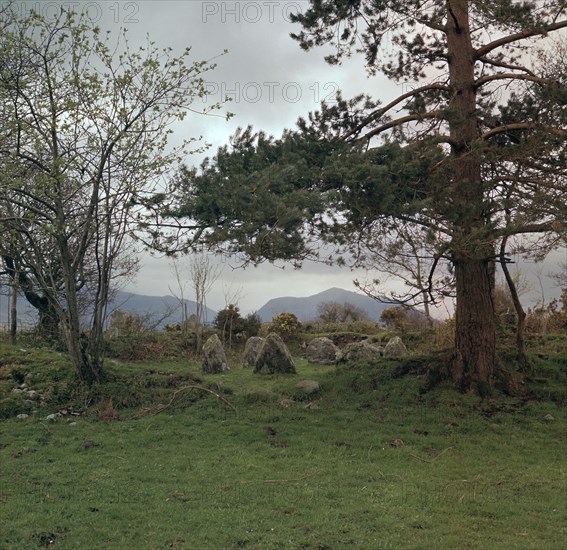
[268,312,302,341]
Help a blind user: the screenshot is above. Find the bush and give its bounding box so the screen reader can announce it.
[214,304,246,344]
[380,306,429,332]
[268,312,302,341]
[526,290,567,334]
[0,397,26,419]
[317,301,370,323]
[243,312,263,337]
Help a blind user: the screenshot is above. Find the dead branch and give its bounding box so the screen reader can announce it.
[134,384,237,418]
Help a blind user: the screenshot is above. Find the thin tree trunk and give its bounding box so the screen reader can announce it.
[499,237,528,366]
[58,236,102,384]
[10,275,17,344]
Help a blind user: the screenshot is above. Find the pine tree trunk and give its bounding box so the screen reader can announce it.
[446,0,497,392]
[452,257,496,392]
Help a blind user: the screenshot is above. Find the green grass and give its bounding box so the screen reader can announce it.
[0,339,566,549]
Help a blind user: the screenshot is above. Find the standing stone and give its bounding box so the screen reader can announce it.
[340,340,384,363]
[384,336,408,358]
[242,337,265,368]
[305,337,342,364]
[254,333,296,374]
[202,334,229,373]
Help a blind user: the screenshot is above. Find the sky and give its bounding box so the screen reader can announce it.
[7,1,566,316]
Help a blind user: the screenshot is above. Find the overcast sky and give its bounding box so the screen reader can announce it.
[9,1,565,316]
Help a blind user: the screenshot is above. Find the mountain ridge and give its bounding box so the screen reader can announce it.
[2,287,396,328]
[256,287,393,322]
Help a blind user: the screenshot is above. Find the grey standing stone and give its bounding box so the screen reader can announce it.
[202,334,229,373]
[305,337,342,364]
[254,333,296,374]
[242,337,265,368]
[384,336,408,358]
[341,340,384,363]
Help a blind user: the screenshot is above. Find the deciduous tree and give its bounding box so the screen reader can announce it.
[0,7,222,382]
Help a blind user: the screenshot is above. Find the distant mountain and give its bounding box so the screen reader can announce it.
[0,290,217,330]
[107,290,217,328]
[256,287,394,323]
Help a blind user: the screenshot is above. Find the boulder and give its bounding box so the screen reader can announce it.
[340,340,384,363]
[254,333,296,374]
[305,337,342,364]
[202,334,229,373]
[242,337,265,368]
[296,380,320,394]
[384,336,408,358]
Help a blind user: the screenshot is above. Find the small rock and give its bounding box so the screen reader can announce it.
[27,390,40,401]
[544,414,555,421]
[23,400,35,407]
[68,422,77,427]
[296,380,320,394]
[17,414,29,419]
[82,439,96,448]
[12,388,23,394]
[20,383,29,390]
[46,413,58,421]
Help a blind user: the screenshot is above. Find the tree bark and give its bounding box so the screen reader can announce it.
[446,0,496,391]
[57,234,102,384]
[452,257,496,392]
[2,255,60,342]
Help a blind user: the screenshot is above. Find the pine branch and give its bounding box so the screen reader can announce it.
[475,20,567,59]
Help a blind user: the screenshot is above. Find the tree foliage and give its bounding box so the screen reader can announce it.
[214,304,245,345]
[317,301,370,323]
[157,1,566,392]
[0,6,221,382]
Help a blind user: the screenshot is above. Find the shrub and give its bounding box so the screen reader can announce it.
[269,312,302,341]
[317,301,370,323]
[243,312,263,337]
[214,304,246,345]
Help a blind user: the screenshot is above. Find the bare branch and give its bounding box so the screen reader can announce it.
[475,20,567,59]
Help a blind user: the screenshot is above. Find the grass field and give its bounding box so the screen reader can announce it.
[0,337,566,549]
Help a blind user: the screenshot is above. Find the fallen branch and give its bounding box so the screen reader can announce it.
[134,384,237,418]
[410,447,453,464]
[410,453,432,463]
[431,446,453,462]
